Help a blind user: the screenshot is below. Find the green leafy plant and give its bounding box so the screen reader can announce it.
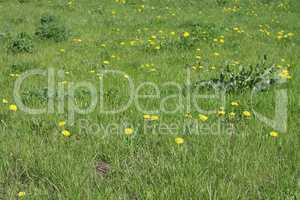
[189,56,278,94]
[8,32,34,53]
[35,14,69,42]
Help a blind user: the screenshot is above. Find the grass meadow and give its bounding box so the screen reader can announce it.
[0,0,299,199]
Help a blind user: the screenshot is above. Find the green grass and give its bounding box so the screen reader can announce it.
[0,0,299,199]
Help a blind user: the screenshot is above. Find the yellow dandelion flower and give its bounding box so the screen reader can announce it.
[231,101,239,107]
[62,130,71,137]
[170,31,176,36]
[182,31,190,38]
[73,38,82,43]
[124,128,134,135]
[149,40,156,45]
[17,191,26,198]
[2,98,8,104]
[279,69,292,80]
[278,31,284,35]
[175,137,184,145]
[218,110,225,116]
[199,114,208,122]
[243,111,251,118]
[9,104,18,112]
[270,131,279,138]
[58,121,66,127]
[103,60,110,65]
